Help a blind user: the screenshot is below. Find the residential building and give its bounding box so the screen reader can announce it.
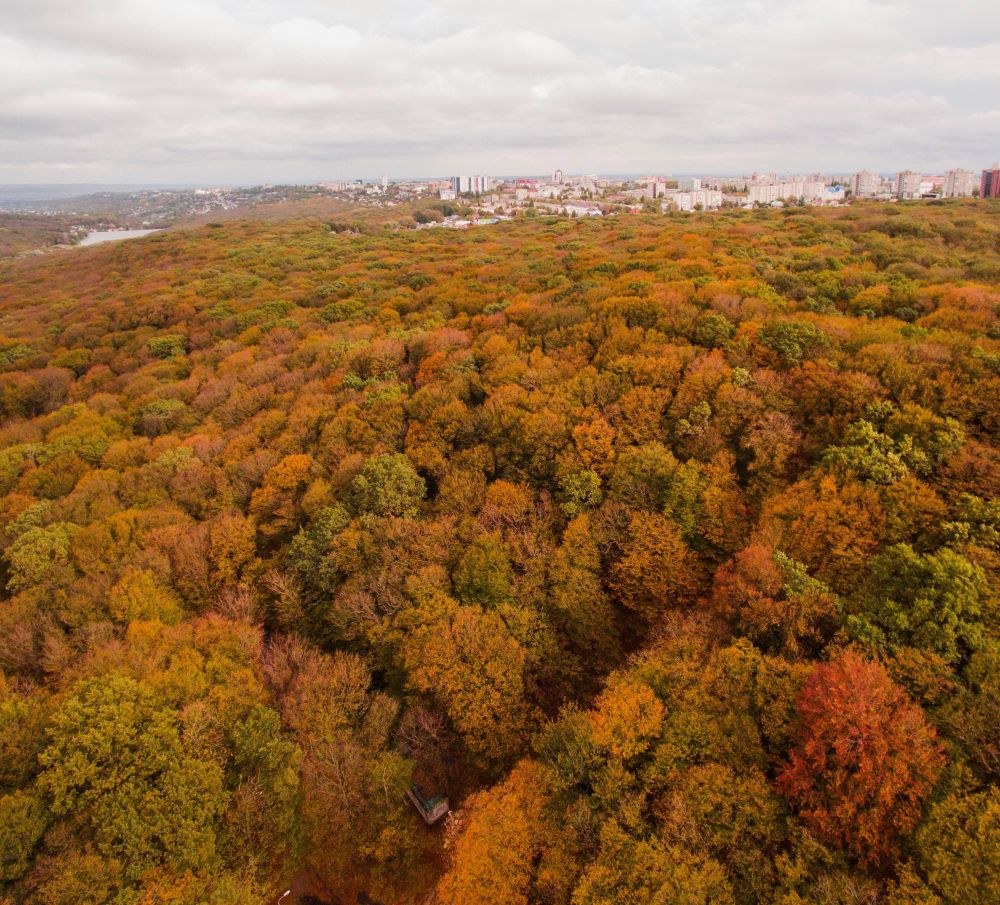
[553,169,564,184]
[678,177,702,191]
[641,178,667,199]
[664,189,722,211]
[981,164,1000,199]
[747,180,826,205]
[943,169,975,197]
[851,170,880,198]
[452,175,492,194]
[895,170,922,199]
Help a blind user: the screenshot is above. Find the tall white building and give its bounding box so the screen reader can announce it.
[943,168,975,197]
[678,176,702,191]
[851,170,881,198]
[453,175,492,194]
[895,170,922,199]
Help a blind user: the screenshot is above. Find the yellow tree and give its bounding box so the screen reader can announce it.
[609,512,699,622]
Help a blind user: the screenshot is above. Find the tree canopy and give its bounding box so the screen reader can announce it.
[0,199,997,903]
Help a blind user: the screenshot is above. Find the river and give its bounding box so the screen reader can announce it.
[79,228,162,246]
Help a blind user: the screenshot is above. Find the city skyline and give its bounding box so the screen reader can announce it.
[3,0,1000,184]
[2,161,999,194]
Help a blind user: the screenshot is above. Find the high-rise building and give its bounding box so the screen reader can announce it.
[553,169,564,184]
[452,175,492,194]
[851,170,880,198]
[942,169,974,197]
[895,170,922,200]
[678,177,702,191]
[981,163,1000,199]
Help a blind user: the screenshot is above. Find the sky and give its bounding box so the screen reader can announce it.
[2,0,1000,185]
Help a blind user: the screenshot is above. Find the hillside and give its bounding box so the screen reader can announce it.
[0,202,997,905]
[0,214,98,258]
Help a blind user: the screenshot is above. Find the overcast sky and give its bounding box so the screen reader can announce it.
[2,0,999,184]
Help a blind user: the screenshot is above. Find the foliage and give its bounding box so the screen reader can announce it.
[350,453,426,518]
[38,673,227,883]
[850,544,987,663]
[777,651,944,867]
[0,201,997,901]
[913,788,1000,904]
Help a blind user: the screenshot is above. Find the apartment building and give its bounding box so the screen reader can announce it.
[851,170,881,198]
[895,170,922,199]
[452,175,492,194]
[981,164,1000,199]
[664,189,723,211]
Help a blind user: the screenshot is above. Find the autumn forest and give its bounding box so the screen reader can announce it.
[0,201,998,905]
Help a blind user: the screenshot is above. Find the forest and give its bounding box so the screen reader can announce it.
[0,200,997,905]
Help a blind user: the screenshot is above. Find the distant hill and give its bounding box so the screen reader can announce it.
[0,212,98,256]
[0,183,194,205]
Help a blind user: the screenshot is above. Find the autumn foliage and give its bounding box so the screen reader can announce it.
[0,200,997,904]
[778,651,944,867]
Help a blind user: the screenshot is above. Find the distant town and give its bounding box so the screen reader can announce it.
[2,163,999,242]
[349,163,1000,224]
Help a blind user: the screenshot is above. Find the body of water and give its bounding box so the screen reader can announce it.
[80,228,161,246]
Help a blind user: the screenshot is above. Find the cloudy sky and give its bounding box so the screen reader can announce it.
[2,0,999,184]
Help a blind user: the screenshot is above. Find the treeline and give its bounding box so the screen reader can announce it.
[0,201,997,904]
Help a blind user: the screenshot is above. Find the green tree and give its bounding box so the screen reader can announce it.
[38,674,227,883]
[822,420,910,485]
[757,320,829,366]
[850,544,987,663]
[558,469,603,518]
[452,533,514,608]
[147,334,187,358]
[3,522,77,594]
[351,453,426,518]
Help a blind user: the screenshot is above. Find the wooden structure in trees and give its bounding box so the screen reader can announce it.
[406,784,449,825]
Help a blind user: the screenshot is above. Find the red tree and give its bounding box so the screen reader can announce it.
[777,650,944,867]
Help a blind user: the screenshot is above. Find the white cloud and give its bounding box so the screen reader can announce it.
[0,0,998,183]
